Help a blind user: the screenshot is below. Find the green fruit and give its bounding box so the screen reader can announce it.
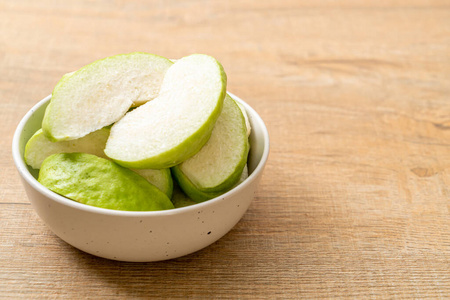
[171,182,198,208]
[42,52,173,141]
[24,127,110,169]
[234,96,252,137]
[104,54,227,169]
[171,164,249,203]
[172,95,249,202]
[132,168,173,199]
[38,153,174,211]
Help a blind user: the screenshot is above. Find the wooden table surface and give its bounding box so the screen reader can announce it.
[1,0,449,298]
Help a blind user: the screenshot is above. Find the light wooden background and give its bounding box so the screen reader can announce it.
[1,0,449,298]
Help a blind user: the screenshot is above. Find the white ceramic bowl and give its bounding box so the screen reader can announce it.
[12,93,269,262]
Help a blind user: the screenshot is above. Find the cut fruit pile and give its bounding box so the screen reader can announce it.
[25,52,251,211]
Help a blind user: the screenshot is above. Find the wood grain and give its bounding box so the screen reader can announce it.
[1,0,449,298]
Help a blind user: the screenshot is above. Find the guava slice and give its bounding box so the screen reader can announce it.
[24,128,110,169]
[171,182,198,208]
[104,54,227,169]
[233,96,251,137]
[172,95,249,202]
[132,168,173,199]
[38,153,174,211]
[42,52,173,141]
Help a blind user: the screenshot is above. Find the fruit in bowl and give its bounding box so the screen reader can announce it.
[12,52,269,261]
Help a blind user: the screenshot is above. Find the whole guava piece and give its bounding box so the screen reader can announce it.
[38,152,174,211]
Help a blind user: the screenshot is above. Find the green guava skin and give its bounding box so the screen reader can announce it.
[171,167,226,202]
[132,168,173,199]
[170,181,198,208]
[38,153,174,211]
